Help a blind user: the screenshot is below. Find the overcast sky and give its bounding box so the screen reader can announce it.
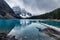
[5,0,60,15]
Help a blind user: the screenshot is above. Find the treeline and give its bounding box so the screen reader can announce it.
[28,8,60,19]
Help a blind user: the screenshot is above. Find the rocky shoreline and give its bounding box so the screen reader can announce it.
[47,19,60,22]
[0,33,18,40]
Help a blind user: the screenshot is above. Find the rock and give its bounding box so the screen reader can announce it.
[0,33,18,40]
[36,27,42,32]
[42,28,60,40]
[43,27,60,35]
[10,36,18,40]
[0,33,8,40]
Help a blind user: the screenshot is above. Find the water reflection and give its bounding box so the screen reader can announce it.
[8,19,54,40]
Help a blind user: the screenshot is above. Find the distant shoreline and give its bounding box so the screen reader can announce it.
[47,19,60,22]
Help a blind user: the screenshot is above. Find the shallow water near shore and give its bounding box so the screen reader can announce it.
[0,19,60,40]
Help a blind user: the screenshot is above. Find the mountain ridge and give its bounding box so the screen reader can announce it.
[27,8,60,19]
[0,0,22,19]
[12,6,32,18]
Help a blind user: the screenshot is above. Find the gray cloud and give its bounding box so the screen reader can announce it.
[23,0,60,11]
[5,0,60,15]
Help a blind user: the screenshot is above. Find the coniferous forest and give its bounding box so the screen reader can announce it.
[28,8,60,19]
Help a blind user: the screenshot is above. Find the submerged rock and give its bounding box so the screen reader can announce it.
[42,27,60,40]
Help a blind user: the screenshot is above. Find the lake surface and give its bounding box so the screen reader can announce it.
[39,20,60,27]
[0,19,60,40]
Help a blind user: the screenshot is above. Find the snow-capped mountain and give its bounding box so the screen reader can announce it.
[13,6,32,18]
[20,9,32,18]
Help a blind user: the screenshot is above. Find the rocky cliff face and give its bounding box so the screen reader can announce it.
[13,7,32,18]
[0,0,21,19]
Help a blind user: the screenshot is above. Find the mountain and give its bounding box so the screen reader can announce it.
[13,7,32,18]
[20,9,32,18]
[28,8,60,19]
[13,6,21,15]
[0,0,22,19]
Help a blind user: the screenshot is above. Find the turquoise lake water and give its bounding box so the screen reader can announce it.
[0,19,60,40]
[0,19,20,32]
[39,21,60,27]
[0,19,60,31]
